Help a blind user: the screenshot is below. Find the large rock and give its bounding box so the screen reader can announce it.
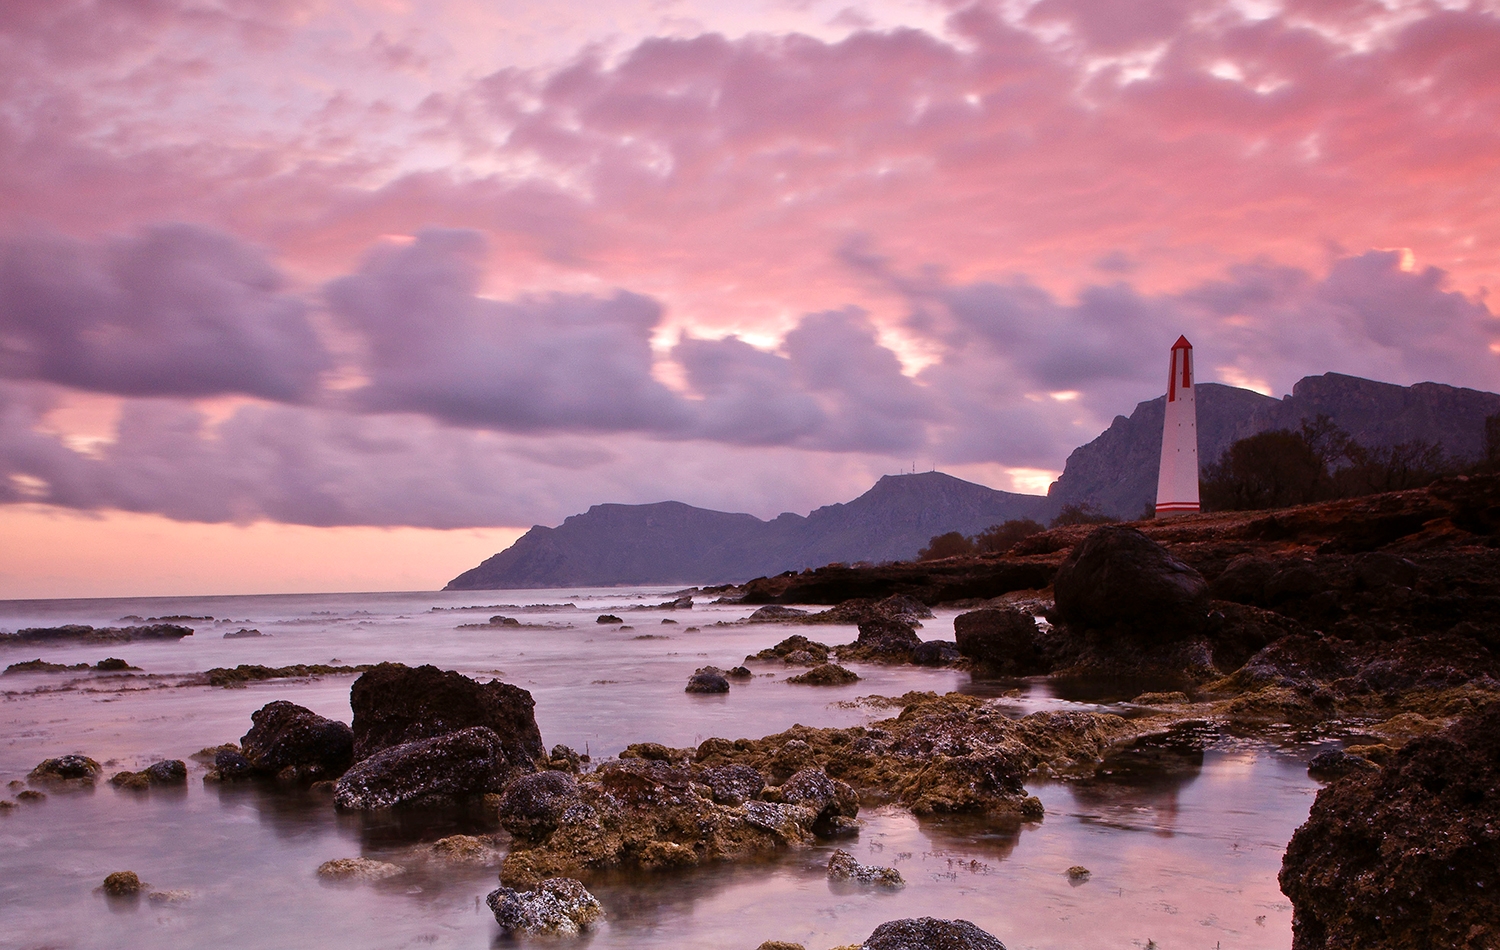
[861,917,1007,950]
[30,754,101,784]
[348,663,545,765]
[333,726,524,810]
[240,701,354,780]
[1052,526,1208,633]
[953,608,1043,675]
[685,668,730,693]
[1279,704,1500,950]
[845,617,922,663]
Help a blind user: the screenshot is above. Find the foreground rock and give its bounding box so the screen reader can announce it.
[787,663,860,686]
[837,618,922,664]
[333,727,521,810]
[686,668,730,693]
[1279,703,1500,950]
[101,871,147,896]
[486,878,603,936]
[348,663,545,765]
[862,917,1007,950]
[747,635,830,666]
[240,701,354,781]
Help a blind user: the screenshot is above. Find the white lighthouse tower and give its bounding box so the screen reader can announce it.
[1154,335,1200,517]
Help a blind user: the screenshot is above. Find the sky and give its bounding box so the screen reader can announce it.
[1,0,1498,598]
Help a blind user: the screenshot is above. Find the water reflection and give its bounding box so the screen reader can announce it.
[1066,722,1212,837]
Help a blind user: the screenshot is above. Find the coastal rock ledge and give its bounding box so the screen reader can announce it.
[1279,703,1500,950]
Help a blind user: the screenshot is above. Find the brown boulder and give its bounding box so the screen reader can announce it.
[240,701,354,780]
[953,608,1043,675]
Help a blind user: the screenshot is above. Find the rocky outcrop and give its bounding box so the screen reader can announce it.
[333,726,523,810]
[836,618,921,664]
[498,758,855,888]
[240,701,354,781]
[1279,704,1500,950]
[1053,526,1209,634]
[953,608,1043,675]
[861,917,1007,950]
[486,878,603,936]
[1,623,193,645]
[101,871,147,896]
[348,663,545,766]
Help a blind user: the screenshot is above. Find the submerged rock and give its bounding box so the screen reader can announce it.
[348,663,545,767]
[3,623,192,645]
[333,726,522,810]
[839,618,922,664]
[861,917,1007,950]
[316,857,404,881]
[240,701,354,781]
[748,605,810,621]
[428,834,502,864]
[912,640,960,666]
[1280,704,1500,950]
[486,877,603,936]
[210,749,255,782]
[111,760,187,789]
[827,849,904,887]
[747,635,830,665]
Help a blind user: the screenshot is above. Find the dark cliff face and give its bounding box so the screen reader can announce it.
[1048,374,1500,519]
[445,473,1048,590]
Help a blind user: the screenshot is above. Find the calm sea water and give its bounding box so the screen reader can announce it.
[0,589,1325,949]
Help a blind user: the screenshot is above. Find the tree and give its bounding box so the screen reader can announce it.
[1201,428,1328,511]
[973,519,1045,553]
[917,531,976,561]
[1050,503,1117,528]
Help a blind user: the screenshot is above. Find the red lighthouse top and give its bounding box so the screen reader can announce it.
[1167,335,1193,401]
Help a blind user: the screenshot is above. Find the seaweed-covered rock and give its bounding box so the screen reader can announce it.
[101,871,146,896]
[1305,749,1377,780]
[787,663,859,686]
[348,663,545,766]
[4,623,192,645]
[1280,704,1500,950]
[828,849,904,887]
[29,754,101,784]
[861,917,1007,950]
[486,877,603,936]
[240,701,354,780]
[316,857,403,881]
[842,617,921,663]
[211,749,255,781]
[953,608,1043,674]
[497,771,581,842]
[748,606,810,621]
[428,834,502,864]
[112,759,187,789]
[1053,526,1208,634]
[333,726,522,810]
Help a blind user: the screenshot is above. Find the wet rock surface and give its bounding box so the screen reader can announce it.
[861,917,1007,950]
[497,771,580,841]
[348,663,545,765]
[316,857,404,881]
[747,635,831,665]
[240,701,354,781]
[486,877,603,936]
[100,871,146,896]
[686,668,731,693]
[333,726,524,810]
[1280,703,1500,950]
[110,760,187,789]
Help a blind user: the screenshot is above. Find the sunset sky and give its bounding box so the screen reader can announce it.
[2,0,1498,597]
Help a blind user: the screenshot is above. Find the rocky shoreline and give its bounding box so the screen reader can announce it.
[6,475,1497,946]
